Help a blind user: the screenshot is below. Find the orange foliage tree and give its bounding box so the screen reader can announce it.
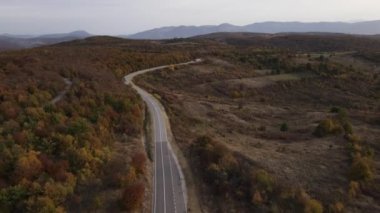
[120,182,145,211]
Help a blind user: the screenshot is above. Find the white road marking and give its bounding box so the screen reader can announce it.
[169,151,177,213]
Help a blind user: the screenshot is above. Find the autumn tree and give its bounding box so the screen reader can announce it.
[131,152,147,175]
[120,182,145,211]
[14,151,43,181]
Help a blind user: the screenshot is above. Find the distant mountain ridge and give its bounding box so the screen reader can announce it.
[0,31,91,51]
[128,20,380,39]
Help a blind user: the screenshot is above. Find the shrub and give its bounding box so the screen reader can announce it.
[350,156,374,181]
[258,125,266,131]
[337,109,348,122]
[231,91,242,99]
[304,199,323,213]
[251,190,263,205]
[92,196,103,210]
[330,202,344,213]
[120,182,145,211]
[121,167,137,187]
[314,118,342,137]
[348,181,360,199]
[205,163,222,184]
[342,122,353,135]
[330,106,341,113]
[254,169,274,192]
[192,136,250,198]
[280,123,288,132]
[130,152,147,175]
[218,153,238,171]
[346,134,360,144]
[295,188,311,204]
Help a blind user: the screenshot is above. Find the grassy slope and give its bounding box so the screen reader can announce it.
[135,42,380,212]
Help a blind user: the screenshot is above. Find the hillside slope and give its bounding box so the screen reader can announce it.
[0,36,194,212]
[0,31,92,51]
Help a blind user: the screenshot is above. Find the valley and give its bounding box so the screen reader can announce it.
[0,33,379,212]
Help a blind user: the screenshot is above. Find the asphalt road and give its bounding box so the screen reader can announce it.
[124,59,202,213]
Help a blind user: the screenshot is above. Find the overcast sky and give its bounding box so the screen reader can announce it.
[1,0,379,35]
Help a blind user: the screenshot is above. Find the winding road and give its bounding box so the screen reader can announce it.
[124,59,202,213]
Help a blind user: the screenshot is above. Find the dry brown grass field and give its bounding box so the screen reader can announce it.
[136,45,380,212]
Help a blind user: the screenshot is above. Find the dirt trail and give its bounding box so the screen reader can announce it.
[50,78,72,104]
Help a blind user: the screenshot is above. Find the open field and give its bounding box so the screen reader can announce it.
[136,48,380,212]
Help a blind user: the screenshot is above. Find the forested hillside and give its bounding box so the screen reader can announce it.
[0,36,193,212]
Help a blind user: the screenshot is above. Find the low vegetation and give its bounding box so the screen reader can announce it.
[191,136,324,212]
[137,36,380,212]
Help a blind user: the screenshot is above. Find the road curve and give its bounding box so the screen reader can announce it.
[124,59,202,213]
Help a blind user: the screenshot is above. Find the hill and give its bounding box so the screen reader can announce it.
[0,31,92,51]
[0,36,193,212]
[135,34,380,212]
[191,32,380,52]
[128,20,380,39]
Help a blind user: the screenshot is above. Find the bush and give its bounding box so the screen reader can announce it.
[192,136,248,197]
[330,106,342,113]
[346,134,361,144]
[304,199,323,213]
[350,156,374,181]
[120,182,145,211]
[314,118,342,137]
[280,123,288,132]
[251,190,263,205]
[342,122,353,135]
[121,167,137,187]
[330,201,344,213]
[348,181,360,199]
[130,152,147,175]
[92,196,103,210]
[254,169,274,192]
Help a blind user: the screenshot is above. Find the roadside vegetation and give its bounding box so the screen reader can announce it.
[191,135,325,212]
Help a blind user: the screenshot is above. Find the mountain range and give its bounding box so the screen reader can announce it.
[0,31,91,51]
[127,20,380,39]
[2,20,380,50]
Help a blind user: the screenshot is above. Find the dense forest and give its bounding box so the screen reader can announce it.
[0,37,194,212]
